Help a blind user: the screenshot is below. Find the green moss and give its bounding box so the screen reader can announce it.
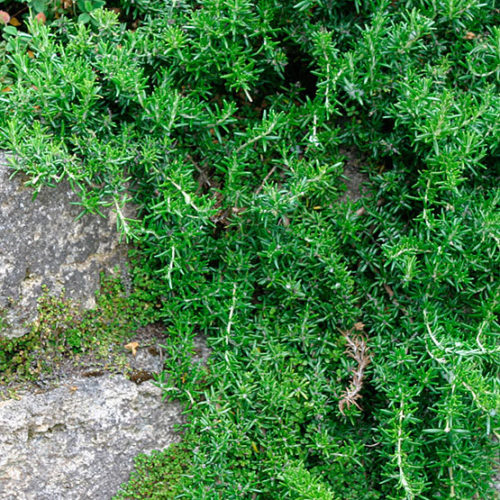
[113,443,192,500]
[0,327,42,380]
[0,272,144,385]
[0,310,8,333]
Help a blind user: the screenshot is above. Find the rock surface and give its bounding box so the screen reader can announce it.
[0,375,183,500]
[0,150,128,338]
[0,322,210,499]
[0,151,211,499]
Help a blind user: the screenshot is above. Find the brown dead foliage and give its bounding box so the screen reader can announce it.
[338,323,371,415]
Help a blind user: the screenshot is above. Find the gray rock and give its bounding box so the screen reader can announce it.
[0,152,210,499]
[0,375,183,500]
[0,151,129,338]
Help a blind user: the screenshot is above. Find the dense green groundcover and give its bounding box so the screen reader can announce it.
[0,0,498,498]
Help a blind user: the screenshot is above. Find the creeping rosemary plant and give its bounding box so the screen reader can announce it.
[0,0,498,497]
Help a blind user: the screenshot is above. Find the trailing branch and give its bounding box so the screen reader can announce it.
[338,323,371,415]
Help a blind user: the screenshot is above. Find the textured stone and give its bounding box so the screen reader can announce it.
[0,151,129,337]
[0,150,211,499]
[0,375,183,500]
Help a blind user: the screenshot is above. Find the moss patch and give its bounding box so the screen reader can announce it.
[113,443,193,500]
[0,271,157,393]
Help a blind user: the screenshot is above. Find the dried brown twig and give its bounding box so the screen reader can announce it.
[338,322,371,415]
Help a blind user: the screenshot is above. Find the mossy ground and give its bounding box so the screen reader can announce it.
[0,270,164,397]
[113,443,193,500]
